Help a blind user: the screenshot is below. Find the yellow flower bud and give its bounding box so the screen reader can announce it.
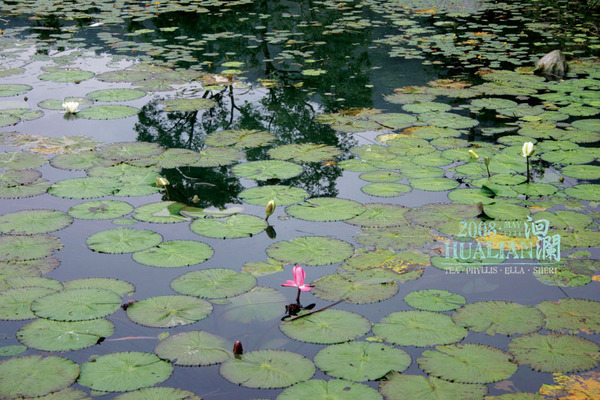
[265,200,276,221]
[468,149,479,159]
[155,177,169,187]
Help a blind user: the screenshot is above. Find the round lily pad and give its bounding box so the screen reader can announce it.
[373,311,467,347]
[50,152,107,170]
[267,236,353,266]
[0,152,46,170]
[98,142,164,162]
[133,240,213,268]
[38,97,93,110]
[48,177,120,199]
[268,143,341,163]
[17,318,114,351]
[63,277,135,296]
[239,185,309,206]
[355,225,432,251]
[345,203,409,227]
[133,202,190,223]
[0,234,62,261]
[126,295,212,327]
[31,288,122,321]
[38,69,94,82]
[536,298,600,334]
[561,164,600,180]
[154,330,230,366]
[205,129,275,148]
[220,350,315,388]
[78,352,173,392]
[417,111,479,129]
[0,287,57,320]
[314,341,410,381]
[113,387,201,400]
[77,105,139,120]
[162,98,217,111]
[484,203,530,220]
[87,228,162,254]
[359,171,402,182]
[0,84,32,97]
[222,287,287,323]
[278,379,382,400]
[0,355,79,398]
[362,183,412,197]
[404,289,466,311]
[565,184,600,200]
[86,88,146,102]
[311,273,399,304]
[410,177,459,191]
[418,344,517,384]
[508,333,599,373]
[68,200,134,220]
[233,160,302,181]
[0,345,26,357]
[190,214,267,239]
[451,301,545,336]
[0,209,72,234]
[286,198,365,221]
[170,268,256,298]
[280,309,371,344]
[379,373,487,400]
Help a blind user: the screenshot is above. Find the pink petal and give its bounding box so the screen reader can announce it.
[281,280,298,287]
[292,265,306,286]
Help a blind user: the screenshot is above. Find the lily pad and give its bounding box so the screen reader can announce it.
[205,129,275,148]
[404,289,466,311]
[233,160,302,181]
[451,301,545,336]
[0,209,72,234]
[154,330,230,366]
[0,287,57,320]
[373,311,467,347]
[508,333,599,373]
[355,225,432,251]
[0,152,46,170]
[220,350,315,388]
[86,88,146,102]
[49,177,120,199]
[97,142,164,162]
[280,309,371,344]
[417,344,518,384]
[565,184,600,201]
[311,273,399,304]
[0,355,79,398]
[190,214,267,239]
[113,387,201,400]
[561,164,600,180]
[0,84,32,97]
[0,234,62,261]
[63,278,135,296]
[171,268,256,299]
[239,185,309,206]
[222,286,287,323]
[17,318,114,351]
[278,379,382,400]
[409,177,459,191]
[379,373,487,400]
[286,198,365,221]
[133,201,190,223]
[31,288,122,321]
[267,236,353,266]
[38,69,94,82]
[50,152,107,170]
[77,105,139,120]
[68,200,134,220]
[268,143,341,163]
[78,352,173,392]
[536,298,600,334]
[345,203,409,227]
[162,98,217,111]
[484,203,530,220]
[133,240,213,268]
[87,228,162,254]
[362,183,412,197]
[314,341,410,381]
[127,295,212,327]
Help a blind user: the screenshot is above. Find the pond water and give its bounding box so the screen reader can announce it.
[1,0,599,399]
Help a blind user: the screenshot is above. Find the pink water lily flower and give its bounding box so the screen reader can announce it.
[281,266,314,292]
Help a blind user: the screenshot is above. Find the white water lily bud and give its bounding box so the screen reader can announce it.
[468,149,479,159]
[265,199,276,221]
[62,101,79,114]
[521,142,534,157]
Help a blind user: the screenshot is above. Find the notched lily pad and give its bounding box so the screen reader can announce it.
[126,295,212,328]
[267,236,354,266]
[154,330,230,366]
[286,198,365,221]
[280,309,371,344]
[451,301,545,336]
[170,268,256,299]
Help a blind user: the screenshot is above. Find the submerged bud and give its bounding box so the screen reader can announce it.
[233,340,243,355]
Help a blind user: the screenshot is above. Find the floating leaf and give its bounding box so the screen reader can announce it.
[162,98,217,111]
[355,225,432,251]
[31,288,122,321]
[78,352,173,392]
[451,301,545,336]
[417,112,479,129]
[508,333,599,373]
[0,152,46,170]
[49,177,120,199]
[565,184,600,201]
[17,318,114,351]
[126,295,212,327]
[86,89,146,102]
[379,373,487,400]
[233,160,302,181]
[484,203,530,220]
[0,84,32,97]
[406,203,481,228]
[561,164,600,180]
[154,330,230,366]
[222,287,286,323]
[312,273,399,304]
[97,142,164,162]
[280,309,371,344]
[362,182,412,197]
[50,152,107,170]
[314,341,410,381]
[0,234,62,261]
[0,355,79,398]
[63,278,134,297]
[286,198,365,221]
[539,371,600,400]
[39,69,94,82]
[68,200,134,220]
[267,236,353,266]
[268,143,341,163]
[345,203,409,227]
[0,287,57,320]
[278,379,382,400]
[190,214,267,239]
[220,350,315,388]
[133,201,189,223]
[536,299,600,334]
[133,240,213,268]
[409,177,459,191]
[0,345,26,357]
[113,387,201,400]
[205,129,275,149]
[404,289,466,311]
[0,209,72,234]
[87,228,162,254]
[239,185,309,206]
[0,178,51,199]
[77,105,139,120]
[171,268,256,299]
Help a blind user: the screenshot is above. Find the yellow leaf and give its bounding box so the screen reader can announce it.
[476,233,538,251]
[539,372,600,400]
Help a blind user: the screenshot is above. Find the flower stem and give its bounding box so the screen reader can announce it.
[295,288,301,304]
[283,299,345,323]
[526,156,531,183]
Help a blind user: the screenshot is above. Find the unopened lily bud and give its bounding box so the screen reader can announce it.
[521,142,534,157]
[192,194,199,203]
[155,177,169,187]
[468,149,479,159]
[484,156,490,166]
[233,340,243,355]
[265,200,276,221]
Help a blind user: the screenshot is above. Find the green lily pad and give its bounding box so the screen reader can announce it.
[362,182,412,197]
[50,152,107,170]
[314,341,410,381]
[38,69,94,82]
[171,268,256,299]
[418,344,517,384]
[448,189,495,205]
[68,200,134,220]
[48,177,120,199]
[162,98,217,111]
[406,203,481,228]
[113,387,201,400]
[190,214,267,239]
[220,350,315,388]
[359,171,402,182]
[536,298,600,334]
[268,143,341,163]
[403,101,452,113]
[339,248,427,283]
[0,209,72,234]
[126,295,212,328]
[222,287,287,323]
[38,97,93,111]
[278,379,382,400]
[404,289,466,311]
[0,287,57,320]
[17,318,114,351]
[86,88,146,102]
[280,309,371,344]
[379,373,487,400]
[267,236,353,266]
[311,273,399,304]
[0,345,26,357]
[0,234,62,261]
[0,152,46,170]
[97,142,164,162]
[186,147,244,167]
[534,260,595,287]
[484,203,530,220]
[31,288,122,321]
[533,210,592,231]
[409,177,459,191]
[0,84,32,97]
[471,97,518,110]
[355,225,432,251]
[133,201,190,223]
[345,203,409,227]
[233,160,302,181]
[77,105,139,120]
[63,278,134,296]
[508,333,599,373]
[451,301,545,335]
[338,159,379,172]
[97,70,154,83]
[0,355,79,398]
[154,330,230,366]
[512,183,557,197]
[565,184,600,200]
[373,311,467,347]
[0,169,42,186]
[561,164,600,180]
[133,240,213,268]
[239,185,309,206]
[78,352,173,392]
[87,228,162,254]
[417,112,479,129]
[286,198,365,221]
[205,129,275,148]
